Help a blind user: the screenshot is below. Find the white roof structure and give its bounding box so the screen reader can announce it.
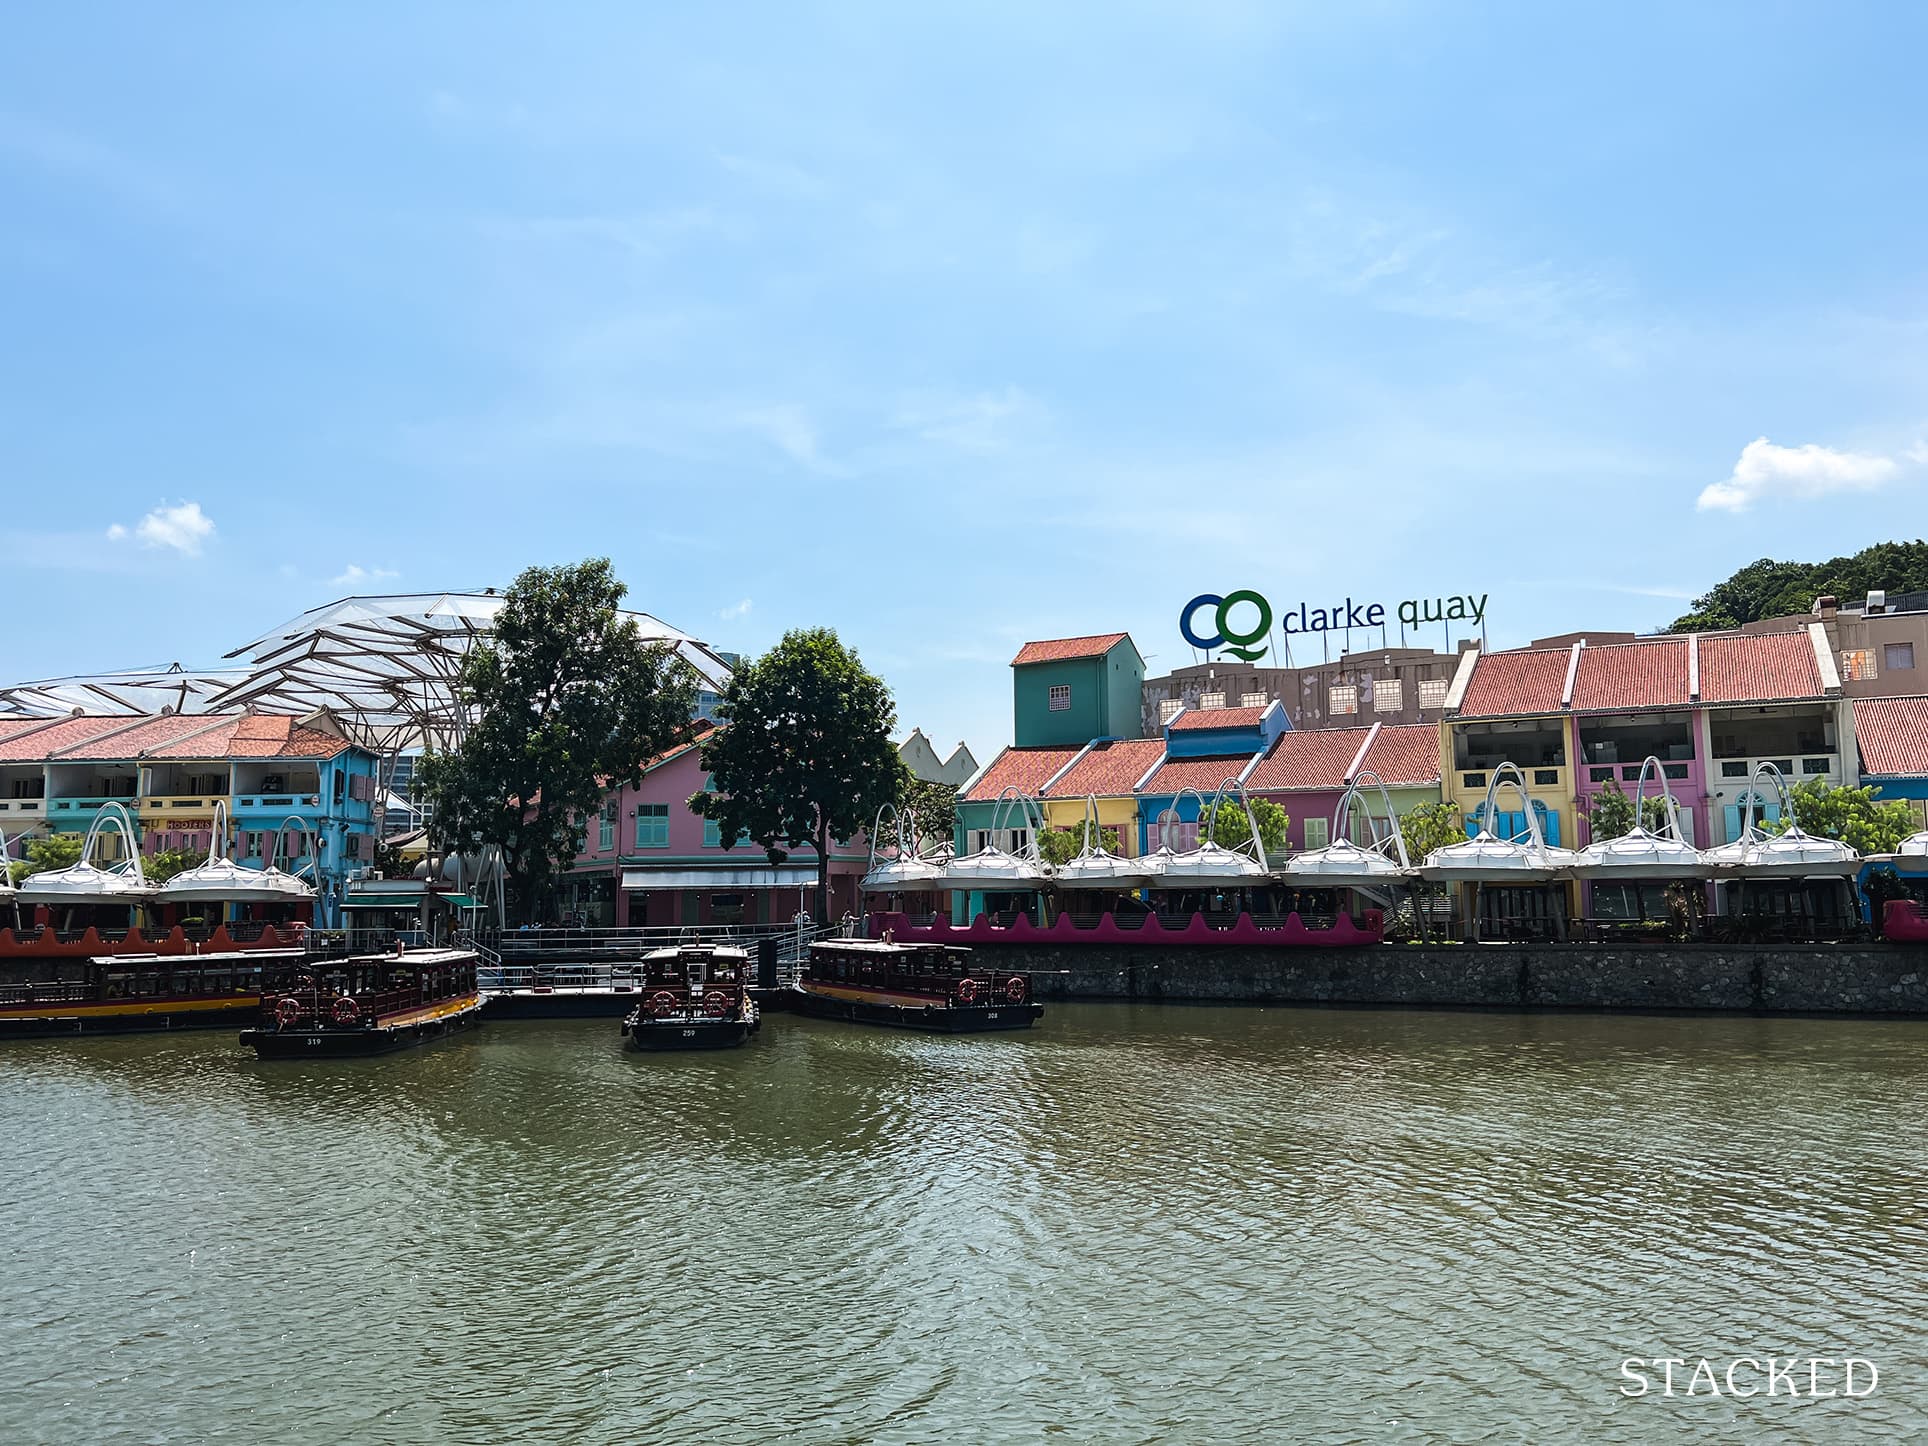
[0,663,251,718]
[205,592,734,754]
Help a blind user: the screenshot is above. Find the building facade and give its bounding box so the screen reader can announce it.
[1245,722,1443,852]
[562,722,869,928]
[0,712,379,926]
[1142,645,1466,736]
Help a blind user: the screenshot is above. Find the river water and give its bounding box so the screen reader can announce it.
[2,1004,1923,1443]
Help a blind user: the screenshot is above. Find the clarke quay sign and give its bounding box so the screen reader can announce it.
[1180,589,1489,662]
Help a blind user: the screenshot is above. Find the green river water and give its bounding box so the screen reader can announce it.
[2,1004,1923,1443]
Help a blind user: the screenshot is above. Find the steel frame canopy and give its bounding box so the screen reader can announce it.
[205,592,734,754]
[0,663,252,719]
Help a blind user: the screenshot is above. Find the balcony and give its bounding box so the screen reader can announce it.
[0,798,47,820]
[47,796,140,821]
[234,794,324,812]
[141,795,228,813]
[1458,766,1566,792]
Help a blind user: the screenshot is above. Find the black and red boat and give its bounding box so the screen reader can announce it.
[240,946,482,1058]
[789,938,1042,1033]
[620,942,760,1051]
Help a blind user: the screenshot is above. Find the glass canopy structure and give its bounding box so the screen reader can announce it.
[207,592,734,754]
[0,591,735,757]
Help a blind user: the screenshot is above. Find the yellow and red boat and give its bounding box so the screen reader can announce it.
[789,938,1043,1033]
[241,946,482,1058]
[0,945,302,1039]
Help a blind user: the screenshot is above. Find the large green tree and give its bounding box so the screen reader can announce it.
[898,777,958,850]
[1399,800,1464,863]
[690,628,903,921]
[1038,824,1122,867]
[1585,776,1673,840]
[1668,540,1928,631]
[417,558,697,922]
[1770,779,1916,856]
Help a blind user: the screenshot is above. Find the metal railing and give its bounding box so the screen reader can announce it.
[475,918,852,993]
[484,920,851,962]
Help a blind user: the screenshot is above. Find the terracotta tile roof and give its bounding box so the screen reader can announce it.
[637,720,715,776]
[0,715,146,761]
[1169,704,1271,731]
[1011,633,1130,667]
[219,715,354,759]
[1570,638,1690,713]
[1698,631,1823,704]
[1456,648,1571,718]
[0,717,54,744]
[1853,696,1928,777]
[1137,751,1260,796]
[1359,723,1444,787]
[962,745,1084,802]
[1042,737,1165,797]
[56,714,238,760]
[1247,727,1370,791]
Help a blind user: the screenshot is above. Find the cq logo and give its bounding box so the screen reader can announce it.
[1180,591,1272,662]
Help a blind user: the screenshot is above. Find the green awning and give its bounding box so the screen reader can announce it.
[340,893,423,909]
[441,893,479,909]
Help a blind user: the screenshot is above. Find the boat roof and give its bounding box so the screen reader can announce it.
[812,937,970,955]
[642,943,749,962]
[335,946,477,966]
[88,948,307,966]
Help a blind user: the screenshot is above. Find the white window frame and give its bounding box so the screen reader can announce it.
[1418,678,1450,710]
[1328,685,1359,717]
[1373,679,1403,713]
[1047,684,1071,712]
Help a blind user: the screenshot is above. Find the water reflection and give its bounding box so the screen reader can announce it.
[2,1006,1923,1441]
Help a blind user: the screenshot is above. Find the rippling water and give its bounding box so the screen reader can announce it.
[2,1006,1924,1442]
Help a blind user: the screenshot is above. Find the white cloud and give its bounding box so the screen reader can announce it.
[893,387,1042,453]
[738,404,842,474]
[718,598,752,621]
[1697,437,1900,512]
[105,500,215,554]
[331,564,400,587]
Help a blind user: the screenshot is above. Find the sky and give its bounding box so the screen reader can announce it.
[5,2,1927,763]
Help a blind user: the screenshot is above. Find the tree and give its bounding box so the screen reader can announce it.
[689,628,903,922]
[899,777,958,850]
[9,832,83,884]
[1038,824,1122,866]
[1586,776,1672,841]
[1668,540,1928,632]
[1770,779,1916,856]
[1399,801,1465,863]
[142,848,201,885]
[1198,796,1290,857]
[417,558,697,922]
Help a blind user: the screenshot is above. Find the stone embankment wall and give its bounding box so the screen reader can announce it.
[968,943,1928,1015]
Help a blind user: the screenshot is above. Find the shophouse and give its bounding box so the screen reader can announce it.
[1736,590,1928,698]
[1036,737,1167,845]
[1851,695,1928,831]
[1134,703,1290,854]
[1245,722,1443,852]
[1010,633,1146,748]
[897,728,979,787]
[564,722,870,929]
[0,712,379,925]
[1443,628,1850,850]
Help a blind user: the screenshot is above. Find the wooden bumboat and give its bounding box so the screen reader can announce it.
[240,946,482,1058]
[0,948,302,1039]
[620,942,760,1051]
[790,938,1043,1033]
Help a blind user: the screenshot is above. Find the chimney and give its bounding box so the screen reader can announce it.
[1812,595,1838,619]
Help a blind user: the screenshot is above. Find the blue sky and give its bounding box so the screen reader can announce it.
[5,3,1926,761]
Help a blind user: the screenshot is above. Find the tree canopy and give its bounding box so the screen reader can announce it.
[689,627,903,921]
[1668,540,1928,632]
[8,832,83,885]
[1398,800,1465,863]
[1585,777,1673,841]
[1770,779,1916,856]
[1198,796,1291,857]
[1038,824,1122,867]
[898,777,958,850]
[417,558,696,921]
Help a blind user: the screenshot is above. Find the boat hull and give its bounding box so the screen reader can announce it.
[622,1017,754,1051]
[0,995,261,1040]
[242,995,484,1058]
[785,986,1041,1033]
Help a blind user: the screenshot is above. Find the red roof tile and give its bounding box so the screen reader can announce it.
[0,715,148,761]
[1011,633,1130,667]
[1042,737,1165,797]
[1137,751,1261,796]
[1169,704,1271,731]
[1854,696,1928,777]
[220,715,353,759]
[1569,638,1690,713]
[1360,724,1443,787]
[56,714,238,760]
[962,745,1084,801]
[1457,648,1571,718]
[1698,631,1823,704]
[1247,728,1370,791]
